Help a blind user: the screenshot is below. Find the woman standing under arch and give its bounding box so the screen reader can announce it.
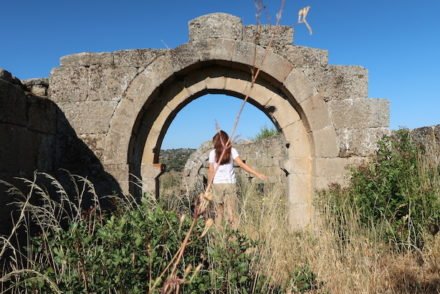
[208,130,267,228]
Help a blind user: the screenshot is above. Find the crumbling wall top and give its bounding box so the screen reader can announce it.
[189,13,243,42]
[188,13,294,47]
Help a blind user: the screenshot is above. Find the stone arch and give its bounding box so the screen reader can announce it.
[103,40,337,228]
[48,13,389,229]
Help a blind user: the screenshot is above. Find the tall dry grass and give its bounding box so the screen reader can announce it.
[237,139,440,294]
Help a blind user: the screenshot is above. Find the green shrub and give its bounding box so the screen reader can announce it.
[4,181,279,293]
[288,264,320,293]
[253,125,278,141]
[321,129,440,250]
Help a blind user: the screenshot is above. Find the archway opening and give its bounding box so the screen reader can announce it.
[158,93,283,201]
[123,62,315,228]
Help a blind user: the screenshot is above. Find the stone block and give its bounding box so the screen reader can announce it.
[57,101,118,134]
[288,173,311,204]
[232,41,266,68]
[88,65,138,101]
[299,94,332,131]
[225,76,250,96]
[243,25,294,48]
[285,156,312,175]
[103,163,130,193]
[164,83,191,110]
[283,121,311,157]
[329,98,390,129]
[0,80,27,126]
[103,98,136,164]
[189,13,242,42]
[0,124,43,173]
[49,66,89,102]
[282,45,328,67]
[266,94,300,128]
[206,76,226,90]
[60,52,114,66]
[23,78,49,96]
[193,39,236,62]
[409,125,440,148]
[182,71,207,95]
[259,50,294,82]
[303,65,368,101]
[313,157,365,178]
[171,44,201,72]
[27,96,57,134]
[37,134,55,171]
[284,68,318,104]
[30,85,48,96]
[79,133,106,161]
[312,126,339,158]
[113,49,159,67]
[133,55,175,109]
[336,127,390,157]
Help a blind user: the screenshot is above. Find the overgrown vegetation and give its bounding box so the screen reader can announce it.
[0,174,279,293]
[253,125,279,141]
[321,129,440,251]
[160,148,195,172]
[1,129,439,293]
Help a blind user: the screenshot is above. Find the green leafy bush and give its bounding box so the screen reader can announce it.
[5,185,279,293]
[321,129,440,250]
[288,264,320,293]
[253,125,279,141]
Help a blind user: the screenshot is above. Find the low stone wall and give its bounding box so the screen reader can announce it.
[410,125,440,147]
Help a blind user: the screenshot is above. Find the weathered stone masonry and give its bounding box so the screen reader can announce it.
[1,13,391,229]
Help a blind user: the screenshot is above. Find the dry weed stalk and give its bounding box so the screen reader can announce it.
[0,171,106,292]
[238,155,440,294]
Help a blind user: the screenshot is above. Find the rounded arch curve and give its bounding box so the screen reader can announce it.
[103,40,338,228]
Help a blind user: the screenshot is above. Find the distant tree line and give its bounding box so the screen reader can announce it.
[159,148,196,172]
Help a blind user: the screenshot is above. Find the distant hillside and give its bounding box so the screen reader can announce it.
[160,148,196,172]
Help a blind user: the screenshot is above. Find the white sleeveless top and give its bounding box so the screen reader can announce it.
[208,147,239,184]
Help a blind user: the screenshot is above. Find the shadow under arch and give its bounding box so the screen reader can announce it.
[127,60,316,228]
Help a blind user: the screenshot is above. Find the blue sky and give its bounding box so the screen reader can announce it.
[1,0,439,149]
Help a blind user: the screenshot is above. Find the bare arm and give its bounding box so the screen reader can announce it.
[234,156,267,180]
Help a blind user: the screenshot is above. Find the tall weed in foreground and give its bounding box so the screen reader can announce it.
[0,173,281,293]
